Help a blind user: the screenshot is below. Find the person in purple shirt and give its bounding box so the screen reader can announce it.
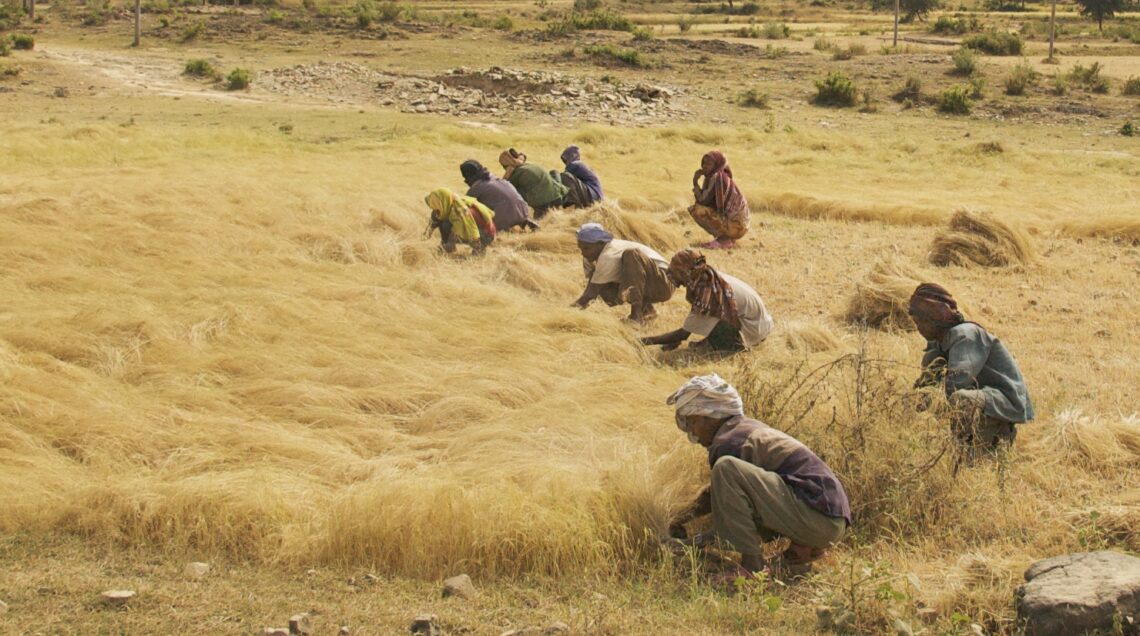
[666,374,851,579]
[460,160,538,232]
[558,145,604,208]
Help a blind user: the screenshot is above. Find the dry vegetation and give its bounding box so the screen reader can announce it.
[1,0,1139,633]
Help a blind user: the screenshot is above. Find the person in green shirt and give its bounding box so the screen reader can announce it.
[498,148,569,219]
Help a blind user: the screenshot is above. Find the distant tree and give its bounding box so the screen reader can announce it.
[1074,0,1124,31]
[870,0,940,22]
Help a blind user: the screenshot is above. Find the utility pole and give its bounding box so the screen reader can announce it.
[893,0,900,48]
[1047,0,1057,62]
[26,0,34,22]
[133,0,141,47]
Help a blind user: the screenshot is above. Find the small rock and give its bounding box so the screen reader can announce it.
[100,590,136,606]
[289,613,312,635]
[544,622,570,635]
[264,629,290,636]
[184,562,210,580]
[410,614,440,636]
[54,87,69,98]
[1017,551,1140,636]
[893,617,915,636]
[916,607,939,623]
[363,573,378,583]
[339,627,351,636]
[442,573,476,599]
[414,104,428,113]
[306,569,318,577]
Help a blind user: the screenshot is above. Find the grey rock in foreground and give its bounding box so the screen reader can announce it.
[289,612,312,635]
[410,613,441,636]
[1016,551,1140,636]
[100,590,135,606]
[442,573,476,599]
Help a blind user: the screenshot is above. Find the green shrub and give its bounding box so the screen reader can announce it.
[1050,74,1068,95]
[968,74,986,98]
[180,21,204,42]
[1122,76,1140,96]
[225,67,251,90]
[569,9,632,31]
[813,37,836,51]
[0,62,20,77]
[183,58,218,79]
[11,33,34,50]
[813,71,857,107]
[583,43,651,67]
[738,87,770,108]
[1068,62,1110,93]
[0,2,22,31]
[0,39,9,57]
[354,0,377,27]
[764,44,788,58]
[493,15,513,30]
[962,31,1023,55]
[736,24,761,38]
[833,43,866,60]
[677,15,692,32]
[1004,61,1038,95]
[893,75,922,102]
[938,85,972,114]
[631,26,653,40]
[265,9,284,24]
[573,0,603,10]
[931,14,978,34]
[762,22,790,38]
[377,1,402,22]
[950,47,978,75]
[1122,121,1135,136]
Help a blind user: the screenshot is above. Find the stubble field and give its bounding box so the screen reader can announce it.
[1,0,1139,633]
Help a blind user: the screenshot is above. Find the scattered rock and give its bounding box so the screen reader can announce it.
[100,590,136,606]
[363,573,378,584]
[544,622,570,635]
[338,627,351,636]
[264,629,290,636]
[410,614,441,636]
[306,569,318,577]
[184,562,210,580]
[442,574,476,599]
[1016,551,1140,636]
[289,613,312,635]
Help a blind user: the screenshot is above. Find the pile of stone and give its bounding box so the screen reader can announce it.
[258,62,688,124]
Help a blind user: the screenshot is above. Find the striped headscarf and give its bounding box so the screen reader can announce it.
[666,373,744,435]
[668,249,740,328]
[908,282,964,327]
[425,188,495,243]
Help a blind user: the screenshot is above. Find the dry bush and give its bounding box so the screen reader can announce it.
[753,192,944,227]
[1030,409,1140,471]
[928,209,1035,267]
[843,257,927,331]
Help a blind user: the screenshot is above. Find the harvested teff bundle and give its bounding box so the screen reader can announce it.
[929,210,1034,267]
[844,257,925,331]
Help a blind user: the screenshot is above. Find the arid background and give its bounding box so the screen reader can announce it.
[1,0,1138,632]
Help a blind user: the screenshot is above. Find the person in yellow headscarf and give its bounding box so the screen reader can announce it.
[425,188,497,254]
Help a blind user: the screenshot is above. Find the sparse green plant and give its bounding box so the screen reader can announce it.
[762,21,790,38]
[0,2,22,31]
[11,33,34,50]
[183,58,218,79]
[813,71,857,107]
[738,87,770,108]
[573,0,603,10]
[893,75,922,102]
[938,84,972,114]
[833,43,867,60]
[377,1,402,22]
[814,36,837,51]
[931,14,979,34]
[1050,73,1068,95]
[1004,60,1038,95]
[265,9,284,24]
[677,15,692,32]
[736,24,761,37]
[962,30,1023,55]
[225,67,251,91]
[180,21,204,42]
[493,15,514,30]
[0,38,9,57]
[1122,76,1140,96]
[1068,62,1110,93]
[1,62,20,77]
[631,26,652,41]
[951,47,978,75]
[764,44,788,58]
[968,73,986,98]
[860,88,878,112]
[568,8,633,31]
[1121,121,1135,136]
[583,43,651,67]
[355,0,377,27]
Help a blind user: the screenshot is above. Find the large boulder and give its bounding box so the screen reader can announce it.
[1016,551,1140,636]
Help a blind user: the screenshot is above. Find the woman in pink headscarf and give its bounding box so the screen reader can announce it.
[688,150,751,249]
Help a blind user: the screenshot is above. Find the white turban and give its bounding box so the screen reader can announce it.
[666,374,744,433]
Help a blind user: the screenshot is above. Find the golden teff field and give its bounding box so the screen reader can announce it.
[1,0,1138,632]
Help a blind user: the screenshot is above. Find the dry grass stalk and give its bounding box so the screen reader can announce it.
[1056,216,1140,245]
[843,257,927,331]
[1032,409,1140,470]
[754,192,944,227]
[928,209,1035,267]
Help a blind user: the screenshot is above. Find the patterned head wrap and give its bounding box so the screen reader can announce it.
[576,222,613,244]
[909,283,964,327]
[498,148,527,179]
[460,159,491,187]
[667,249,740,328]
[666,374,744,437]
[425,188,495,243]
[561,145,582,165]
[700,150,732,179]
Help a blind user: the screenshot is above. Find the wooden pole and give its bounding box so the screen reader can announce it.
[27,0,34,22]
[1047,0,1056,61]
[893,0,900,48]
[133,0,141,46]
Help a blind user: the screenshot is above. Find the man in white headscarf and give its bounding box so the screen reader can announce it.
[571,222,674,323]
[667,374,851,578]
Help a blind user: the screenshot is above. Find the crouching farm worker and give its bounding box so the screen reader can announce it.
[909,283,1035,460]
[689,150,750,250]
[498,148,569,219]
[666,374,852,580]
[558,145,604,208]
[425,188,496,254]
[572,223,674,323]
[460,159,539,232]
[641,249,772,353]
